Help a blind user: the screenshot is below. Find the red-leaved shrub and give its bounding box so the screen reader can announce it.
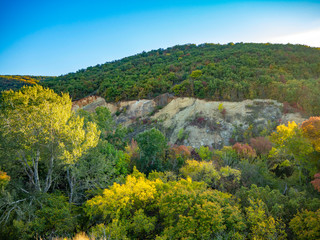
[170,145,191,158]
[232,142,257,159]
[250,137,272,156]
[311,173,320,192]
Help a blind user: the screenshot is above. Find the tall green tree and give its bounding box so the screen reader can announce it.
[0,85,100,193]
[136,128,167,174]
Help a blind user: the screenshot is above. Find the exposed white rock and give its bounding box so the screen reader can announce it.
[73,95,306,148]
[152,98,284,148]
[282,113,306,125]
[115,100,156,126]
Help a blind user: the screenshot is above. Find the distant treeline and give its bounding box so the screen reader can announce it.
[0,75,53,91]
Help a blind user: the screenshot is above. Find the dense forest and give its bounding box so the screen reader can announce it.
[1,43,320,239]
[41,43,320,115]
[1,84,320,239]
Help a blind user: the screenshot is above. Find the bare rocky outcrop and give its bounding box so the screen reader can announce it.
[72,96,117,113]
[72,93,174,126]
[72,95,306,148]
[115,100,156,125]
[281,113,306,125]
[152,98,284,148]
[153,93,175,107]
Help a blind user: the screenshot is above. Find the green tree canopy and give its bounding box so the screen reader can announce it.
[136,128,167,174]
[0,85,100,193]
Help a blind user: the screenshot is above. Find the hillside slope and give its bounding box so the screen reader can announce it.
[41,43,320,114]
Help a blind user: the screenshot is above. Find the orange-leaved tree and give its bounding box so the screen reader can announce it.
[301,117,320,152]
[301,117,320,184]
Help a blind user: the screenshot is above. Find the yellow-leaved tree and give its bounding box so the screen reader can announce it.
[85,168,161,239]
[290,209,320,240]
[85,169,246,239]
[246,198,287,240]
[270,121,314,178]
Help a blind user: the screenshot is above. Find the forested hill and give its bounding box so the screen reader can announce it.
[41,43,320,114]
[2,43,320,114]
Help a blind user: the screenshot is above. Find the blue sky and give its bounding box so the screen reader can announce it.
[1,0,320,76]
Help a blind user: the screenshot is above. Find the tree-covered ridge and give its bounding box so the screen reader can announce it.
[0,75,53,91]
[41,43,320,114]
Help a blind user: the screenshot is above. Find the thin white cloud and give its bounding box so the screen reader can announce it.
[266,27,320,47]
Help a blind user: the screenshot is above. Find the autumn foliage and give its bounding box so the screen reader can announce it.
[2,78,320,239]
[250,137,273,156]
[289,209,320,240]
[311,173,320,192]
[85,171,246,239]
[233,143,257,159]
[301,117,320,152]
[125,139,139,160]
[0,170,10,188]
[170,145,191,158]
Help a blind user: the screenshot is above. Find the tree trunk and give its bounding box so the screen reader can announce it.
[20,151,35,186]
[44,155,54,193]
[67,167,74,203]
[33,150,41,192]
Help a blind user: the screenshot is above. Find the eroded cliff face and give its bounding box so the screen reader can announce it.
[72,94,306,148]
[72,93,174,125]
[153,98,283,148]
